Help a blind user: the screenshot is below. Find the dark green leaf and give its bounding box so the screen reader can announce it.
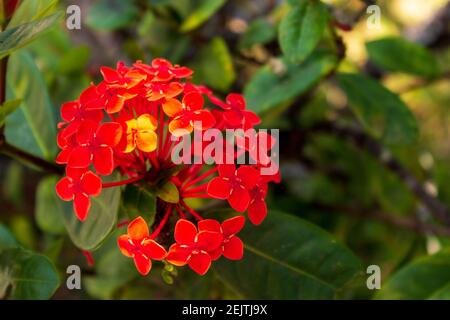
[61,174,121,250]
[0,98,22,127]
[366,37,440,77]
[279,0,328,63]
[156,181,180,204]
[244,51,337,114]
[35,176,66,235]
[376,250,450,299]
[215,211,362,299]
[86,0,139,30]
[180,0,226,32]
[238,18,276,50]
[121,184,157,224]
[337,73,419,145]
[0,224,19,250]
[0,12,62,59]
[5,50,57,159]
[0,248,59,299]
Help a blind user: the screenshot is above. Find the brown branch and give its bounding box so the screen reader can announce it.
[0,142,63,175]
[307,121,450,226]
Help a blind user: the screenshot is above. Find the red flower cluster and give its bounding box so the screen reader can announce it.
[55,58,279,276]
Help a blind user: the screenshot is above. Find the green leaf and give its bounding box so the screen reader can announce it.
[57,47,90,74]
[279,0,328,63]
[86,0,139,30]
[0,98,22,127]
[0,248,59,299]
[5,50,57,160]
[8,0,58,28]
[61,174,121,250]
[156,181,180,204]
[366,37,440,77]
[239,18,276,50]
[0,224,19,250]
[376,250,450,299]
[244,51,337,114]
[0,12,62,59]
[215,211,362,299]
[35,176,66,235]
[337,73,419,145]
[180,0,226,32]
[192,37,235,91]
[121,184,157,225]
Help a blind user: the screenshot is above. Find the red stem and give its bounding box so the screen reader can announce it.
[149,205,172,239]
[175,205,186,219]
[102,175,144,188]
[183,167,217,189]
[180,199,203,220]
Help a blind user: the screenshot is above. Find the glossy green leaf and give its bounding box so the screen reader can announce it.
[244,51,337,114]
[279,0,328,63]
[86,0,138,30]
[35,176,66,235]
[5,50,57,159]
[61,174,121,250]
[0,98,22,127]
[8,0,58,28]
[121,184,157,225]
[156,181,179,204]
[337,73,419,145]
[366,37,440,77]
[376,250,450,299]
[0,224,19,250]
[0,12,62,59]
[0,248,59,299]
[192,37,235,91]
[215,211,362,299]
[180,0,226,32]
[238,18,276,50]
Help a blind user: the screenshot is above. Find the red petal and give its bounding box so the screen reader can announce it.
[218,164,235,178]
[165,82,184,99]
[100,66,121,83]
[67,146,92,168]
[141,239,167,260]
[172,66,193,78]
[223,236,244,260]
[198,219,221,233]
[228,186,250,213]
[152,58,172,68]
[93,146,114,175]
[207,177,231,199]
[117,235,134,257]
[96,122,122,146]
[55,177,74,201]
[76,119,98,145]
[248,199,267,225]
[128,216,149,241]
[237,166,260,189]
[196,231,223,252]
[192,110,215,130]
[61,101,79,122]
[188,251,211,275]
[74,192,90,221]
[223,110,243,126]
[226,93,246,110]
[209,247,223,261]
[80,171,102,196]
[56,148,71,164]
[222,215,245,236]
[166,244,191,266]
[79,85,99,106]
[183,92,203,111]
[134,253,152,276]
[174,219,197,245]
[106,94,125,113]
[243,110,261,126]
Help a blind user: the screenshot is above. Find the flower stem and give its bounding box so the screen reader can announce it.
[102,175,144,188]
[149,205,172,239]
[183,167,217,189]
[180,199,203,220]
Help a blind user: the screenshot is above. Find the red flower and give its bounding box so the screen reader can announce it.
[213,93,261,129]
[248,183,268,225]
[166,219,222,275]
[145,82,184,102]
[198,216,245,260]
[163,92,215,136]
[236,131,276,166]
[135,58,193,82]
[118,217,168,276]
[67,119,122,175]
[55,168,102,221]
[207,164,260,212]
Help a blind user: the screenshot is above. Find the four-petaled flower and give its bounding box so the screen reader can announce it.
[198,216,245,261]
[56,168,102,221]
[163,92,215,136]
[118,217,168,276]
[135,58,192,82]
[124,114,158,153]
[67,119,122,175]
[207,164,260,212]
[166,219,223,275]
[212,93,261,129]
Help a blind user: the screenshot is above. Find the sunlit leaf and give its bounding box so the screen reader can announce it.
[180,0,226,32]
